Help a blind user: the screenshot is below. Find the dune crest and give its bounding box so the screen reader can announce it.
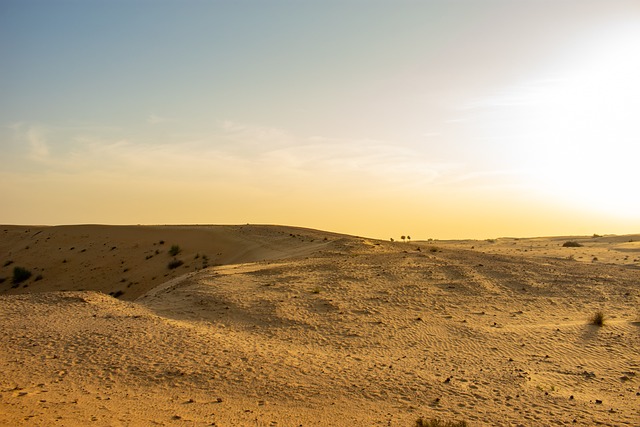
[1,226,639,426]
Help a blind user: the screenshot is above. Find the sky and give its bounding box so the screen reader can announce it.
[1,0,639,239]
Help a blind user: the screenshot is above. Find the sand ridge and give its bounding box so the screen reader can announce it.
[1,225,639,426]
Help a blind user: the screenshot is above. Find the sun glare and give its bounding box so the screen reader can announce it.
[517,24,640,218]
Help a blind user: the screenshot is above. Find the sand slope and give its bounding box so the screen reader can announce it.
[0,224,338,299]
[1,226,639,426]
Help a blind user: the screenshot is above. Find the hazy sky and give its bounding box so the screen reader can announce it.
[1,0,639,239]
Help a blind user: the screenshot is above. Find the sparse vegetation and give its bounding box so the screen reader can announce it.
[34,274,43,281]
[12,267,32,284]
[0,277,6,284]
[3,260,14,267]
[591,311,605,326]
[415,418,468,427]
[168,244,181,256]
[168,259,184,269]
[311,287,321,294]
[110,290,124,298]
[562,241,583,247]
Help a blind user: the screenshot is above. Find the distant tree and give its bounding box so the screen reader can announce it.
[407,236,411,243]
[390,238,394,242]
[401,235,406,242]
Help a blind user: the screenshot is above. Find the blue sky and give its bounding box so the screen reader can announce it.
[1,0,639,238]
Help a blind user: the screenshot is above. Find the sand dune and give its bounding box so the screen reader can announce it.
[1,226,639,426]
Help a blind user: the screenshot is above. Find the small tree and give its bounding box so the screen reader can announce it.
[401,235,406,243]
[390,238,394,242]
[407,235,411,243]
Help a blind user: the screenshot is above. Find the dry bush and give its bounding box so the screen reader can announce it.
[167,259,184,269]
[562,241,583,247]
[590,311,605,326]
[12,267,32,285]
[415,418,468,427]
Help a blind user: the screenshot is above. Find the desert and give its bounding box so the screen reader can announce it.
[1,225,638,426]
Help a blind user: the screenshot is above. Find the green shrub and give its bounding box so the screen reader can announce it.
[168,245,181,256]
[12,267,32,284]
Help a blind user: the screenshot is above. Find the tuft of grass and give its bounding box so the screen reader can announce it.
[562,241,583,247]
[12,267,32,285]
[415,418,468,427]
[167,259,184,270]
[168,244,181,256]
[590,311,605,326]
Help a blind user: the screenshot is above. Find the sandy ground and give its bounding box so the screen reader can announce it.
[1,225,638,426]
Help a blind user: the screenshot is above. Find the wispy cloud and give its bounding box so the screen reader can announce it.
[5,119,507,198]
[8,123,51,162]
[26,127,50,160]
[462,77,568,111]
[147,114,178,125]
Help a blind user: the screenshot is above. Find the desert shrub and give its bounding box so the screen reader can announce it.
[415,418,468,427]
[562,241,582,247]
[168,244,181,256]
[112,290,124,298]
[3,260,14,267]
[12,267,32,284]
[168,259,184,269]
[591,311,605,326]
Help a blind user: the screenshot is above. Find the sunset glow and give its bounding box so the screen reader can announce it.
[1,1,638,239]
